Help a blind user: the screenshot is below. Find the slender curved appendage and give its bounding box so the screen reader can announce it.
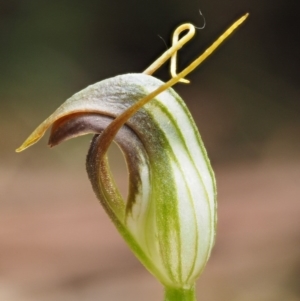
[94,13,249,157]
[170,24,195,84]
[16,13,248,153]
[143,23,195,78]
[195,9,206,30]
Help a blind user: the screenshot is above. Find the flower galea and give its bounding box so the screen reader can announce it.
[16,14,248,301]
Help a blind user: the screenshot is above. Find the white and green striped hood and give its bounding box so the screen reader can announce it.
[17,73,216,289]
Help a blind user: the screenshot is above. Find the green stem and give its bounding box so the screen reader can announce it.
[164,286,196,301]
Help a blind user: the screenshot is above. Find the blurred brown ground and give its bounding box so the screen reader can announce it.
[1,158,300,301]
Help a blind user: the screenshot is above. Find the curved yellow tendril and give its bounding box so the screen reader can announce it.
[98,14,249,154]
[143,23,195,83]
[170,24,194,84]
[15,14,248,153]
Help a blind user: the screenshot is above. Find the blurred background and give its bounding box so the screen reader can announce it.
[0,0,299,300]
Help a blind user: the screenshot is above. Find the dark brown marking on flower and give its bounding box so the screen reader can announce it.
[48,113,150,218]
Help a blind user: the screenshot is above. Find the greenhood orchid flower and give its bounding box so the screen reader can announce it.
[16,14,248,301]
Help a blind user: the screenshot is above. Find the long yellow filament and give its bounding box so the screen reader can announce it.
[143,23,196,83]
[15,14,248,153]
[97,14,249,154]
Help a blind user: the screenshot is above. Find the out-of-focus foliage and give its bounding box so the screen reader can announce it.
[1,0,299,164]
